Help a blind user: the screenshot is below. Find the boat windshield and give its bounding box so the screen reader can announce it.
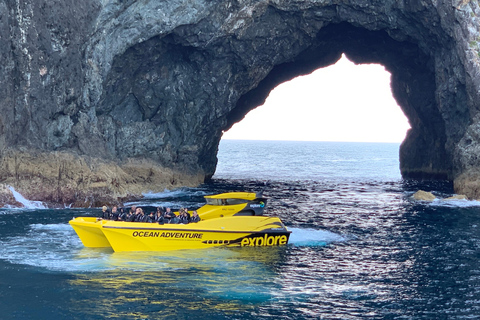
[205,198,250,206]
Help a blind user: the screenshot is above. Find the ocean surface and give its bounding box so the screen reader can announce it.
[1,139,480,319]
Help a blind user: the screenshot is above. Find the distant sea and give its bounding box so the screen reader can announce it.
[215,139,402,181]
[1,140,480,319]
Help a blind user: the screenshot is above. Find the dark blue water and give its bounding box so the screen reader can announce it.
[1,140,480,319]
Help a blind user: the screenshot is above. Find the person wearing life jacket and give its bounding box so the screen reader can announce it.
[111,206,120,221]
[133,208,145,222]
[184,208,191,220]
[190,210,200,223]
[118,207,127,221]
[178,209,190,224]
[125,206,137,222]
[147,211,155,223]
[101,206,111,220]
[164,207,175,223]
[155,207,165,224]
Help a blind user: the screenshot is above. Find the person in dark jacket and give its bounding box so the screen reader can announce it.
[134,208,149,222]
[190,210,201,223]
[164,207,175,223]
[147,211,155,223]
[118,207,127,221]
[155,207,165,224]
[126,206,136,222]
[101,206,111,220]
[111,206,120,221]
[178,210,189,224]
[133,207,142,222]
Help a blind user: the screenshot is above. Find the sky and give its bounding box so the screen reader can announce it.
[222,55,411,143]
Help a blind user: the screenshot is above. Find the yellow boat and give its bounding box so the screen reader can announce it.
[69,217,111,248]
[69,192,291,252]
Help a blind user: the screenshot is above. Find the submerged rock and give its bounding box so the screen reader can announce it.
[443,194,468,201]
[3,1,480,204]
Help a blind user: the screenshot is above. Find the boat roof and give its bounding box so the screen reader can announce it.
[204,192,262,201]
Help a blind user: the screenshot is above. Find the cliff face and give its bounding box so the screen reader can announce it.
[2,0,480,205]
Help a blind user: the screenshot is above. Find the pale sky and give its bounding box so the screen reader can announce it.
[222,55,411,143]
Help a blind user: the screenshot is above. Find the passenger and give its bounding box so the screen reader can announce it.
[173,208,185,224]
[118,207,127,221]
[155,207,165,224]
[184,208,191,220]
[190,210,201,223]
[126,206,136,222]
[178,210,189,224]
[170,214,179,224]
[111,206,120,221]
[164,207,175,223]
[133,208,145,222]
[101,206,111,220]
[148,211,155,223]
[130,205,137,216]
[156,206,164,216]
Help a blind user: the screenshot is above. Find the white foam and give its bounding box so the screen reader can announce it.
[429,198,480,208]
[141,189,182,199]
[8,186,47,209]
[288,227,346,246]
[141,188,208,199]
[0,223,235,272]
[0,223,92,272]
[30,223,73,232]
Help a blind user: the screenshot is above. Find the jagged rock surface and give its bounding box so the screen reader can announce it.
[3,0,480,205]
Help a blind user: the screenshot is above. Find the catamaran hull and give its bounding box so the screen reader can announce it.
[69,217,111,248]
[70,216,291,252]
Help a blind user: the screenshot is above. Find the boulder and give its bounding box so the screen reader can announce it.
[413,190,436,201]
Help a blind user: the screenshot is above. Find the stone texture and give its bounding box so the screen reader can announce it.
[444,194,468,200]
[3,0,480,205]
[0,150,200,207]
[413,190,436,201]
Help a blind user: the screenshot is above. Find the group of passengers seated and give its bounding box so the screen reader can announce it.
[100,205,200,224]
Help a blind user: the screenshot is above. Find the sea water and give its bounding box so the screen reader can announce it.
[1,140,480,319]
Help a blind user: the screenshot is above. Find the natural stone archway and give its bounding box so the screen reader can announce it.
[2,0,480,205]
[230,21,452,180]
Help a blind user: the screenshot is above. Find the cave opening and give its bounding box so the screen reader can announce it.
[222,54,411,143]
[225,22,452,181]
[216,54,411,180]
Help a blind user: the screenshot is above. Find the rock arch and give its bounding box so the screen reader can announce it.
[3,0,480,204]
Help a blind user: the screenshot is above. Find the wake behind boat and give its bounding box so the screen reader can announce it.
[69,192,291,252]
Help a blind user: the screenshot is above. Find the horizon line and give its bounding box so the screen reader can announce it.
[221,138,404,144]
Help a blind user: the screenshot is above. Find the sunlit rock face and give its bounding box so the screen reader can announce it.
[3,0,480,204]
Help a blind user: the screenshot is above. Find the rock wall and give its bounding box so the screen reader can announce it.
[2,0,480,205]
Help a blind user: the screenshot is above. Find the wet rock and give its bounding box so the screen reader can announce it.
[0,150,201,207]
[413,190,436,201]
[443,194,468,200]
